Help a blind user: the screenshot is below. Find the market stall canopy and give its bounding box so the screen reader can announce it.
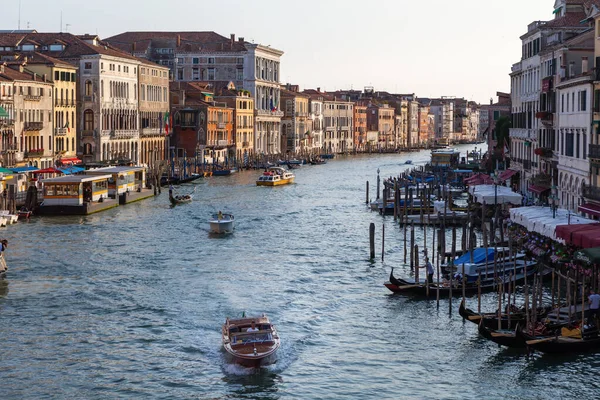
[469,184,522,205]
[510,206,596,243]
[575,247,600,264]
[34,167,63,174]
[498,169,519,182]
[12,166,40,173]
[556,223,600,244]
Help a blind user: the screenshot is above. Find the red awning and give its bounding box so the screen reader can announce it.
[528,184,551,195]
[579,230,600,249]
[34,167,63,174]
[498,169,519,182]
[59,157,82,165]
[579,203,600,217]
[465,173,492,185]
[556,223,600,244]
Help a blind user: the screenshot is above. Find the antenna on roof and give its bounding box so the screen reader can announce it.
[18,0,21,30]
[60,11,62,33]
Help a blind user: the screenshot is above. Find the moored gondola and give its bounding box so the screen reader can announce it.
[477,320,526,348]
[521,323,600,354]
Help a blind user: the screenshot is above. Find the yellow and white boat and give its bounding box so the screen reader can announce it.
[256,167,295,186]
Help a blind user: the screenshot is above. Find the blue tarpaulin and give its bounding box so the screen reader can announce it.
[12,166,39,173]
[59,166,85,175]
[452,248,497,266]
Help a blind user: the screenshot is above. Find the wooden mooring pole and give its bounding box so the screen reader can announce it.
[369,223,375,260]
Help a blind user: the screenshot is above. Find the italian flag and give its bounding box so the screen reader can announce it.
[164,112,170,136]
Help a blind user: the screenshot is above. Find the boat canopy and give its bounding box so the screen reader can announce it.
[452,248,498,267]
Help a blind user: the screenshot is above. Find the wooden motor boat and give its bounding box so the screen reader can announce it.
[222,314,280,367]
[256,167,295,186]
[209,213,234,234]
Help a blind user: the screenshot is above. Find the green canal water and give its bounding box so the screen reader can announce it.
[1,144,600,399]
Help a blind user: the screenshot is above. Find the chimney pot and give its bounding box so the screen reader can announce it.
[239,37,244,43]
[317,87,321,92]
[230,34,235,44]
[569,61,575,78]
[582,56,589,74]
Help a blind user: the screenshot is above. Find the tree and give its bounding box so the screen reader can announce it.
[494,116,511,150]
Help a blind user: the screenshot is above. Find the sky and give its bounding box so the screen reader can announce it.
[3,0,557,104]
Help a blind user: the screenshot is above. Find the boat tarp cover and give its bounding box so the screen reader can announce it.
[575,247,600,264]
[452,248,496,266]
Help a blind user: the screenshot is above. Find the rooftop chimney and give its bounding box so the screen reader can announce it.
[582,56,589,74]
[177,34,181,47]
[238,37,244,43]
[317,87,321,93]
[132,42,136,53]
[32,72,36,81]
[43,73,47,82]
[230,34,235,46]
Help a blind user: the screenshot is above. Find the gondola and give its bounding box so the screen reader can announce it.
[520,323,600,354]
[459,300,525,330]
[160,173,202,187]
[384,267,542,297]
[477,320,526,348]
[169,193,193,205]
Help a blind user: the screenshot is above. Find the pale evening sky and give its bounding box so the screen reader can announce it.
[4,0,556,104]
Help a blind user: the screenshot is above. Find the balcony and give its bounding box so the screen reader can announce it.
[141,128,162,137]
[25,149,45,157]
[55,127,68,136]
[24,122,43,131]
[0,94,13,101]
[102,130,139,139]
[24,95,41,101]
[256,109,284,118]
[217,122,226,129]
[82,130,95,137]
[0,118,15,126]
[217,140,228,147]
[295,112,308,117]
[590,144,600,159]
[583,185,600,202]
[83,95,93,103]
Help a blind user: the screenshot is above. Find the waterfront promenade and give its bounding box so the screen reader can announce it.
[1,144,599,399]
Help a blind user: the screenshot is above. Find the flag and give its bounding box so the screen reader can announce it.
[65,121,70,133]
[164,111,170,136]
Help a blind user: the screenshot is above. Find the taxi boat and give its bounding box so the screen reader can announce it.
[256,167,295,186]
[222,314,280,367]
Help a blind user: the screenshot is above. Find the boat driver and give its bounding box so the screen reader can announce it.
[246,321,259,333]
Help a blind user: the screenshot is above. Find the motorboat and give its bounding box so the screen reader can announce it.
[209,213,234,234]
[442,247,532,282]
[222,314,280,367]
[256,167,295,186]
[405,160,413,165]
[17,207,32,219]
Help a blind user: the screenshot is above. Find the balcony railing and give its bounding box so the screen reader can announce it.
[24,95,41,101]
[0,118,15,126]
[242,141,249,147]
[141,128,162,136]
[55,127,68,136]
[102,130,139,139]
[82,130,95,137]
[217,140,228,146]
[583,184,600,202]
[24,122,43,131]
[217,122,226,129]
[590,144,600,159]
[257,109,284,117]
[83,95,93,102]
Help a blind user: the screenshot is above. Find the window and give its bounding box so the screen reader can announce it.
[237,68,243,81]
[208,68,215,80]
[84,109,94,131]
[581,90,587,111]
[572,92,575,112]
[193,57,199,64]
[192,68,199,80]
[60,71,66,81]
[85,80,93,96]
[71,73,76,81]
[208,57,215,64]
[49,44,64,51]
[54,71,59,81]
[566,131,574,157]
[237,57,244,64]
[84,62,92,70]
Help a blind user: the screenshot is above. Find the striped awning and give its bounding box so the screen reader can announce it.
[0,106,8,118]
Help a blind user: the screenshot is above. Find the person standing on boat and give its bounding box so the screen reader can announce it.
[0,239,7,253]
[589,290,600,322]
[422,257,434,284]
[218,211,223,220]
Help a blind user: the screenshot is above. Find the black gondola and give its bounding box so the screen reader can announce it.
[384,267,544,297]
[520,324,600,354]
[477,320,526,348]
[459,300,525,330]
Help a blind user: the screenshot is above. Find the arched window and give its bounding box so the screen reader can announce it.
[85,80,92,96]
[84,109,94,131]
[101,81,104,98]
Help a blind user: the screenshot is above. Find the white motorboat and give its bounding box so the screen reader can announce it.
[0,211,18,224]
[209,213,234,234]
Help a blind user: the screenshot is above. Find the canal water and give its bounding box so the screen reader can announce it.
[2,144,600,399]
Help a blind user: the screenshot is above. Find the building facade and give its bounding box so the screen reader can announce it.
[323,97,353,153]
[280,85,310,154]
